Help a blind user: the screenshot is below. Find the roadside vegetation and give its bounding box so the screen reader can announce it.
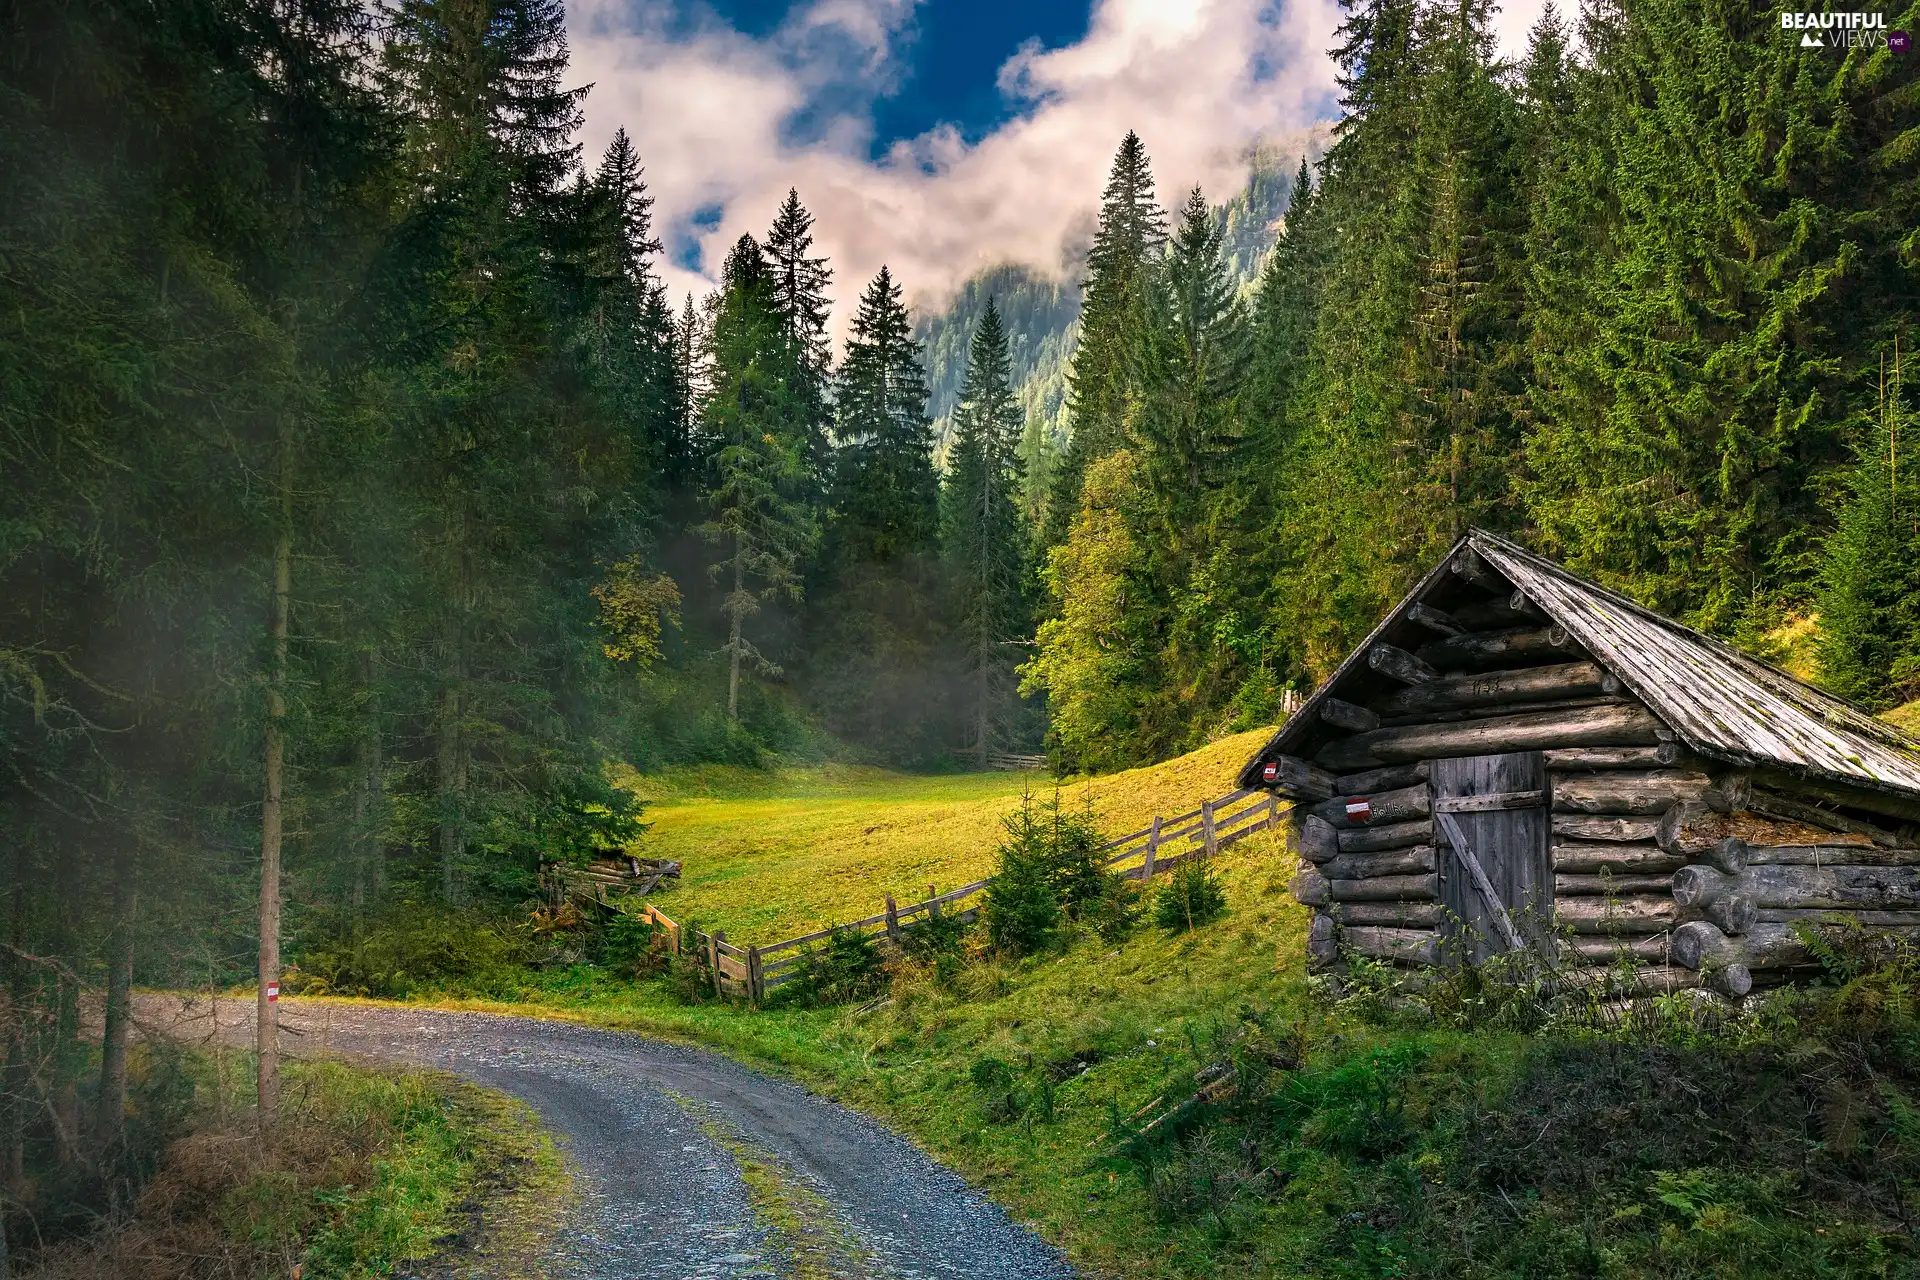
[17,1053,564,1280]
[266,729,1920,1278]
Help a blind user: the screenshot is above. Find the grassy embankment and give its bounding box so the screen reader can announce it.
[29,1053,566,1279]
[384,725,1920,1279]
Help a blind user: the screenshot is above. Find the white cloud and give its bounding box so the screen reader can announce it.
[566,0,1347,338]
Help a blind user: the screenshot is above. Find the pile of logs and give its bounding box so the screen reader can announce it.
[542,855,682,908]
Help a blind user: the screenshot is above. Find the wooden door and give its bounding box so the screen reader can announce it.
[1432,752,1551,964]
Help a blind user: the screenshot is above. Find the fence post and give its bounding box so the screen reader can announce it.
[884,894,900,944]
[927,885,940,919]
[708,931,724,999]
[1142,815,1161,882]
[748,945,763,1005]
[1267,792,1280,832]
[1202,799,1218,859]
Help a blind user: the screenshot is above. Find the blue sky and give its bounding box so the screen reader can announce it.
[697,0,1097,154]
[564,0,1544,329]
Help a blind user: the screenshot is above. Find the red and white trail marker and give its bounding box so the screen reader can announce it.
[1344,799,1373,824]
[266,982,280,1003]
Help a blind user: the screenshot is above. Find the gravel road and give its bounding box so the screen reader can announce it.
[153,997,1074,1280]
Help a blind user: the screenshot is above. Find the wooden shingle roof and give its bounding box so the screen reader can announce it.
[1239,530,1920,806]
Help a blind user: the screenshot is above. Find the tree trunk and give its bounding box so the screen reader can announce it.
[258,517,290,1124]
[352,651,383,922]
[3,845,26,1188]
[727,546,745,722]
[436,681,463,903]
[94,876,135,1152]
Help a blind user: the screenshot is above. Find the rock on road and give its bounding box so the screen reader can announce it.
[152,997,1075,1280]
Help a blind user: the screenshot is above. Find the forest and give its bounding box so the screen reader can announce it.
[0,0,1916,1257]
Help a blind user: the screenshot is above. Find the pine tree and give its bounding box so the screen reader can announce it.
[810,267,945,755]
[1045,131,1165,548]
[1818,348,1920,707]
[700,235,814,721]
[764,189,835,485]
[942,298,1030,765]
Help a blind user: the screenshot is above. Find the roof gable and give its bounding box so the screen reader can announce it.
[1239,530,1920,805]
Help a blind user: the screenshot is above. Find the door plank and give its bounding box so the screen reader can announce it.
[1431,752,1551,963]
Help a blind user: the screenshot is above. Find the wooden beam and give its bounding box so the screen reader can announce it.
[1563,935,1672,964]
[1452,548,1506,593]
[1747,788,1919,848]
[1679,863,1920,912]
[1337,818,1433,852]
[1294,814,1338,863]
[1552,895,1679,933]
[1553,814,1660,843]
[1341,926,1440,966]
[1258,754,1336,800]
[1552,841,1686,874]
[1555,873,1674,895]
[1321,846,1438,880]
[1450,593,1545,630]
[1310,783,1430,828]
[1288,865,1329,907]
[1406,602,1465,636]
[1379,661,1613,717]
[1328,873,1439,902]
[1551,770,1715,816]
[1543,744,1678,770]
[1418,626,1576,670]
[1332,761,1428,795]
[1320,697,1380,733]
[1368,643,1438,685]
[1329,901,1442,927]
[1671,920,1829,972]
[1306,913,1338,967]
[1316,703,1664,771]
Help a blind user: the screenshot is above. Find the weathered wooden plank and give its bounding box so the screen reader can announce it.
[1449,592,1544,630]
[1417,626,1575,671]
[1432,789,1544,814]
[1254,756,1335,801]
[1562,934,1673,964]
[1341,926,1441,966]
[1295,814,1339,863]
[1337,818,1432,852]
[1552,841,1686,874]
[1433,752,1548,961]
[1407,602,1465,636]
[1542,744,1679,770]
[1310,783,1431,829]
[1329,873,1439,902]
[1746,844,1920,867]
[1549,963,1703,997]
[1452,548,1508,593]
[1321,846,1437,880]
[1332,761,1429,795]
[1379,662,1613,717]
[1321,697,1380,733]
[1670,921,1844,971]
[1553,814,1660,843]
[1555,873,1674,895]
[1678,863,1920,912]
[1552,895,1679,933]
[1288,865,1329,907]
[1316,703,1664,771]
[1748,789,1918,849]
[1551,770,1714,816]
[1329,901,1442,927]
[1307,913,1339,966]
[1369,643,1439,685]
[1756,908,1920,926]
[1657,804,1871,854]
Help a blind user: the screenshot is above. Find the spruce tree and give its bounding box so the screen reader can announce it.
[810,267,945,755]
[942,298,1030,765]
[1818,350,1920,707]
[764,189,835,484]
[700,235,814,721]
[1045,131,1165,548]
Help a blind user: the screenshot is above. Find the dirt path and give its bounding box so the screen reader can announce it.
[146,997,1074,1280]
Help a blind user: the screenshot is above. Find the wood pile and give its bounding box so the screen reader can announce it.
[542,855,682,908]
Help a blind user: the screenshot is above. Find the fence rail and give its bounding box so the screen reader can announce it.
[644,786,1287,1004]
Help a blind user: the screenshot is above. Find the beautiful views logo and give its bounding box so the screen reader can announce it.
[1781,10,1906,49]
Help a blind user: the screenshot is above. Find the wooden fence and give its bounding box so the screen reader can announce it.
[643,786,1288,1004]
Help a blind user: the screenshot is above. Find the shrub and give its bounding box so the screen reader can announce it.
[983,794,1062,954]
[770,925,886,1007]
[288,904,540,999]
[1153,861,1226,933]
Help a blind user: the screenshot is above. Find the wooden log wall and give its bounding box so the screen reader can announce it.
[1276,556,1920,993]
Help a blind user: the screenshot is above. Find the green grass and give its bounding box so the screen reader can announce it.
[619,728,1275,942]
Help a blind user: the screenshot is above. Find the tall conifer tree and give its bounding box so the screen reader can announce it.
[943,299,1030,765]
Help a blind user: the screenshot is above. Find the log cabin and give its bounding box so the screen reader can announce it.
[1239,529,1920,999]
